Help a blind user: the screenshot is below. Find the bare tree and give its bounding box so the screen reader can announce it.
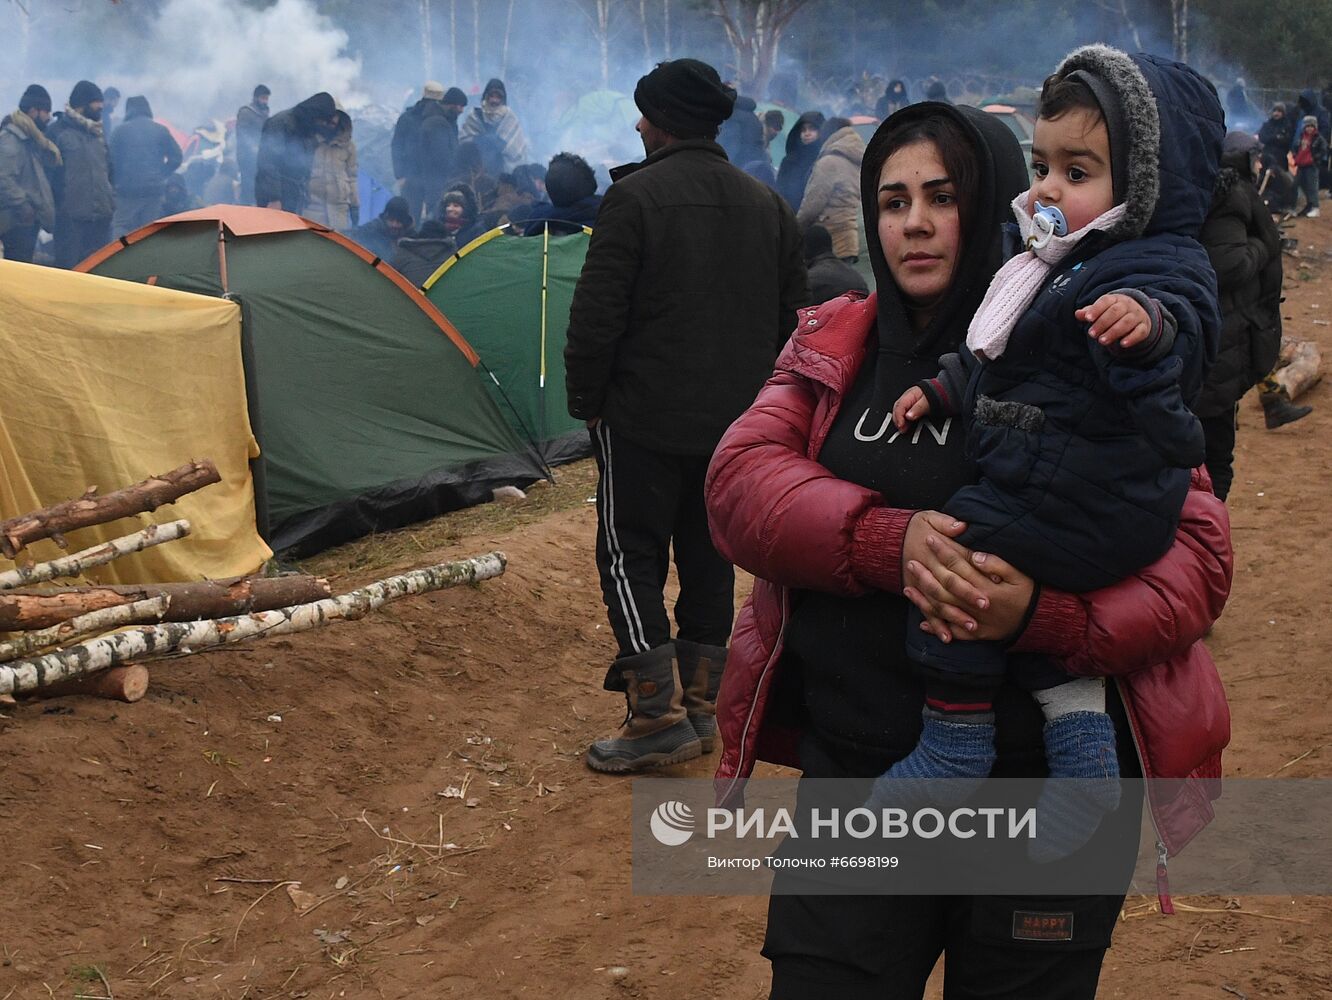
[1094,0,1145,49]
[472,0,480,88]
[1171,0,1189,62]
[705,0,815,97]
[570,0,621,90]
[639,0,652,62]
[449,0,457,83]
[421,0,433,83]
[501,0,515,78]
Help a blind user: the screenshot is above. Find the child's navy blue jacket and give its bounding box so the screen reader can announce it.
[930,49,1224,593]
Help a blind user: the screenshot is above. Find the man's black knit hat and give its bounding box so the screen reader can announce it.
[382,196,414,225]
[68,80,103,110]
[19,84,51,113]
[634,59,735,139]
[443,86,468,106]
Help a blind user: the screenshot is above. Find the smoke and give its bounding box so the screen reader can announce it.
[118,0,368,129]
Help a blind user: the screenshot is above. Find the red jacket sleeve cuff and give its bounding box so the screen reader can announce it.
[1009,586,1088,658]
[850,507,915,593]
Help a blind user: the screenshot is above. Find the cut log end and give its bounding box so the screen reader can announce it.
[30,664,150,703]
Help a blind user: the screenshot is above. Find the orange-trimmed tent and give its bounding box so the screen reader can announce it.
[81,206,544,556]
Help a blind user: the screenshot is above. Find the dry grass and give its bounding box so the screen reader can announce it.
[295,459,599,584]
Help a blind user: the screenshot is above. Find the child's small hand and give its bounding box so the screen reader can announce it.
[893,386,930,431]
[1076,292,1152,350]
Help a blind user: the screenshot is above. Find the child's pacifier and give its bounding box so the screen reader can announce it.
[1026,200,1068,250]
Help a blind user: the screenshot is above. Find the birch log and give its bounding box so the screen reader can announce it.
[1272,339,1322,401]
[0,552,506,696]
[0,460,218,558]
[28,665,151,703]
[0,576,332,630]
[0,596,170,664]
[0,520,190,591]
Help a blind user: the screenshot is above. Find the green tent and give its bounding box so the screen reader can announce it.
[422,224,591,467]
[550,90,642,164]
[81,206,544,556]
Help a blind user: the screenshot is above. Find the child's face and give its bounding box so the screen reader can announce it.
[1029,109,1115,234]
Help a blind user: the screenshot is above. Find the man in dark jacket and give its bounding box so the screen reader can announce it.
[349,195,413,260]
[235,84,270,205]
[520,152,600,235]
[0,84,59,264]
[110,96,182,234]
[393,82,466,222]
[46,80,114,268]
[801,223,867,303]
[1197,131,1293,500]
[565,58,807,774]
[254,91,337,213]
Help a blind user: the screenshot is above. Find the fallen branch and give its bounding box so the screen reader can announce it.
[0,520,190,591]
[0,552,506,697]
[0,576,331,630]
[0,596,170,663]
[0,459,218,558]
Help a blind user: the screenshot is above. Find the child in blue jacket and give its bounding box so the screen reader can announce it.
[876,45,1223,860]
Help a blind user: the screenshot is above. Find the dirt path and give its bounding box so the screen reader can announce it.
[1,222,1330,999]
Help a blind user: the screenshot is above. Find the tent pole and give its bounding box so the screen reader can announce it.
[539,222,550,453]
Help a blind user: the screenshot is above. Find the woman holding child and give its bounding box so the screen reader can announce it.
[706,46,1233,999]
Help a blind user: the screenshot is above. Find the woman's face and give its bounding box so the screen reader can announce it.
[800,124,819,144]
[876,139,962,309]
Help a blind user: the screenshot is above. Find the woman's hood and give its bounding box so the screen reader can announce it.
[859,102,1029,359]
[784,110,826,157]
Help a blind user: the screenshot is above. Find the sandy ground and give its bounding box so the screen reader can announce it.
[1,220,1331,1000]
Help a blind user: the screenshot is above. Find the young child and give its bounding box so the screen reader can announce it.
[1293,115,1326,217]
[873,45,1224,861]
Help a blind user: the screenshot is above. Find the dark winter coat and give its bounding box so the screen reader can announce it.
[349,215,408,260]
[390,99,429,180]
[415,102,460,187]
[254,92,335,212]
[0,112,58,233]
[46,109,113,221]
[805,250,868,304]
[1293,89,1330,148]
[389,228,455,286]
[235,100,268,181]
[565,139,808,455]
[1258,108,1294,168]
[717,96,769,179]
[520,193,601,235]
[1194,160,1283,417]
[109,98,182,197]
[935,49,1224,592]
[775,111,824,211]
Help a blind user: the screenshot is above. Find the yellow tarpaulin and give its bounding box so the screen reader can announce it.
[0,260,272,583]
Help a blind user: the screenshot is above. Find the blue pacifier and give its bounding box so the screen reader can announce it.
[1027,200,1068,249]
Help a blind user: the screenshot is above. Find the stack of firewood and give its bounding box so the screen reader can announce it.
[0,460,505,705]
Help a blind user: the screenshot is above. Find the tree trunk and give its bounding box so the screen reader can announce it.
[1171,0,1189,62]
[0,576,332,630]
[501,0,515,79]
[639,0,652,62]
[449,0,457,82]
[0,459,218,558]
[472,0,480,89]
[0,553,508,697]
[0,520,191,591]
[600,0,611,90]
[421,0,433,81]
[1273,339,1322,400]
[663,0,671,59]
[28,665,151,704]
[0,596,170,664]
